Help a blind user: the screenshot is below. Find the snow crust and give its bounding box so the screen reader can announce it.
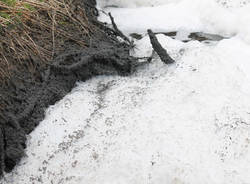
[98,0,250,42]
[98,0,250,8]
[2,0,250,184]
[97,0,180,8]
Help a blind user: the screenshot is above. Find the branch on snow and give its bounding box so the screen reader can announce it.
[147,29,175,64]
[108,12,132,45]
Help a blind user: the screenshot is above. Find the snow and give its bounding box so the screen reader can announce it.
[2,0,250,184]
[98,0,250,41]
[97,0,177,8]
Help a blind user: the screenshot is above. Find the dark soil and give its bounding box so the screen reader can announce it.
[0,0,137,176]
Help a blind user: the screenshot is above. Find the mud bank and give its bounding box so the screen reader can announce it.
[0,0,136,176]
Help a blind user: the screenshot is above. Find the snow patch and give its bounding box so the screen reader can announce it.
[97,0,180,8]
[98,0,250,40]
[3,34,250,184]
[2,0,250,183]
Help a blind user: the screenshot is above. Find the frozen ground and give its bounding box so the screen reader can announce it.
[2,0,250,183]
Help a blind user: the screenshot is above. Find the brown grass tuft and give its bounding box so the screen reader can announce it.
[0,0,90,83]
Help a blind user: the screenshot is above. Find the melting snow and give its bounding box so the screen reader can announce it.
[2,0,250,183]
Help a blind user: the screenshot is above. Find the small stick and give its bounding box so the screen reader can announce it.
[147,29,175,64]
[108,12,132,45]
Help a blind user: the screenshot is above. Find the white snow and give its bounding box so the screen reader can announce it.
[97,0,177,8]
[2,0,250,184]
[98,0,250,41]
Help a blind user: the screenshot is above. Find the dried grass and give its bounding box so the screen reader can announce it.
[0,0,90,83]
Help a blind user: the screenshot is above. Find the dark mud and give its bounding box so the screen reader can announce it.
[0,0,137,176]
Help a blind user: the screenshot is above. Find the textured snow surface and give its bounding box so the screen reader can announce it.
[2,0,250,184]
[98,0,250,42]
[97,0,180,8]
[98,0,250,8]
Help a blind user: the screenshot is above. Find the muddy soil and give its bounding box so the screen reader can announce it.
[0,0,137,176]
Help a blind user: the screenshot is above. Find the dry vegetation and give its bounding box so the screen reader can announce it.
[0,0,90,84]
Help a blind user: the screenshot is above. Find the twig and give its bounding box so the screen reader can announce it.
[108,12,132,45]
[147,29,175,64]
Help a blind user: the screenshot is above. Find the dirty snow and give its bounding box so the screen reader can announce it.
[2,0,250,184]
